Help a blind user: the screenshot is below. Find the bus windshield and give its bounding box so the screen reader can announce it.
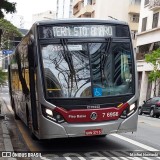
[41,41,133,98]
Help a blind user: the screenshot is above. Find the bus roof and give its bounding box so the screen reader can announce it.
[33,18,128,26]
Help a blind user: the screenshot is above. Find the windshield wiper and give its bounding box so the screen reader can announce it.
[60,39,74,73]
[100,37,112,86]
[60,39,78,96]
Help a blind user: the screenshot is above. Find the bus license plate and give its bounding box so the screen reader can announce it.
[85,129,102,136]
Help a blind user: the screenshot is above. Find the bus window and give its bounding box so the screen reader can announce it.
[41,42,133,98]
[91,42,133,96]
[41,43,91,98]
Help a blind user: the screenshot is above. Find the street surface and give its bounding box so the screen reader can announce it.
[0,86,160,160]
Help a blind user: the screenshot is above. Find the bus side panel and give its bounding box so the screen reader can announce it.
[28,41,39,131]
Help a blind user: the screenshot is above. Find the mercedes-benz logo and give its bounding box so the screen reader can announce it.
[90,112,97,120]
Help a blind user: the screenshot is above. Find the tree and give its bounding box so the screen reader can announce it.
[0,18,22,49]
[0,69,7,85]
[145,48,160,97]
[0,19,21,86]
[0,0,16,18]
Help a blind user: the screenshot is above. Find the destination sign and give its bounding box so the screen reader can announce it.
[53,26,113,37]
[39,25,115,38]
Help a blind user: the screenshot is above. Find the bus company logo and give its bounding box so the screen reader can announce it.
[90,112,97,120]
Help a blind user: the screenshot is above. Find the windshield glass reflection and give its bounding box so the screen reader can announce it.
[41,42,133,98]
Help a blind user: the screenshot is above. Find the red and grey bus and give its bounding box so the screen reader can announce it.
[8,19,138,139]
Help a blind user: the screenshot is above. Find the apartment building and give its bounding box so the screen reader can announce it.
[73,0,141,47]
[56,0,73,18]
[136,0,160,105]
[32,10,55,23]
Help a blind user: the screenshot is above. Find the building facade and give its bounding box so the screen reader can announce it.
[73,0,141,47]
[136,0,160,105]
[32,10,55,23]
[56,0,73,18]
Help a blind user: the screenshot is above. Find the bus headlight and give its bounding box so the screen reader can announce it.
[42,106,65,123]
[45,108,53,116]
[130,104,135,111]
[120,103,136,119]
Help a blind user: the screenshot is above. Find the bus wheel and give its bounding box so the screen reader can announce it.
[26,106,39,141]
[14,112,20,120]
[31,133,39,141]
[12,100,20,120]
[26,106,31,128]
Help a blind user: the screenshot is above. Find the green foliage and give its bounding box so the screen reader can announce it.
[145,48,160,82]
[145,48,160,66]
[145,48,160,96]
[148,71,160,82]
[0,69,7,85]
[0,18,22,49]
[0,0,16,18]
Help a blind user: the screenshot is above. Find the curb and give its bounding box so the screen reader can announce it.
[0,98,45,160]
[0,101,4,119]
[0,98,17,160]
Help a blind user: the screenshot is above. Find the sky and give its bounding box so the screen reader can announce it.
[5,0,57,29]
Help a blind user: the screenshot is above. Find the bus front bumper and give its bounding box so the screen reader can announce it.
[38,110,138,139]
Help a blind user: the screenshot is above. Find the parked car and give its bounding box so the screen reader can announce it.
[138,97,160,118]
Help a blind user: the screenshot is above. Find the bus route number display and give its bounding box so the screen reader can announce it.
[40,25,114,38]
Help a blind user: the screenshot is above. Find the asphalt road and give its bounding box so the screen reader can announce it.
[1,86,160,160]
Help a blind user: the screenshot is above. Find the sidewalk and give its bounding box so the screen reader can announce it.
[0,98,16,160]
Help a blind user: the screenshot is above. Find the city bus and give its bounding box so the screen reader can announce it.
[8,19,138,140]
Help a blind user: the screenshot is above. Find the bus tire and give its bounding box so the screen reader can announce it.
[26,106,31,128]
[14,112,20,120]
[12,100,20,120]
[31,133,39,141]
[26,106,39,141]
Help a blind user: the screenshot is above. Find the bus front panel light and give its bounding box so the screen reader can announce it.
[53,111,65,123]
[129,103,135,111]
[42,106,65,123]
[120,103,136,119]
[120,109,128,119]
[45,108,53,116]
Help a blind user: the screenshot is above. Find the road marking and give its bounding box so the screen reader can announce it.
[16,121,42,152]
[111,134,159,152]
[84,152,110,160]
[0,93,8,94]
